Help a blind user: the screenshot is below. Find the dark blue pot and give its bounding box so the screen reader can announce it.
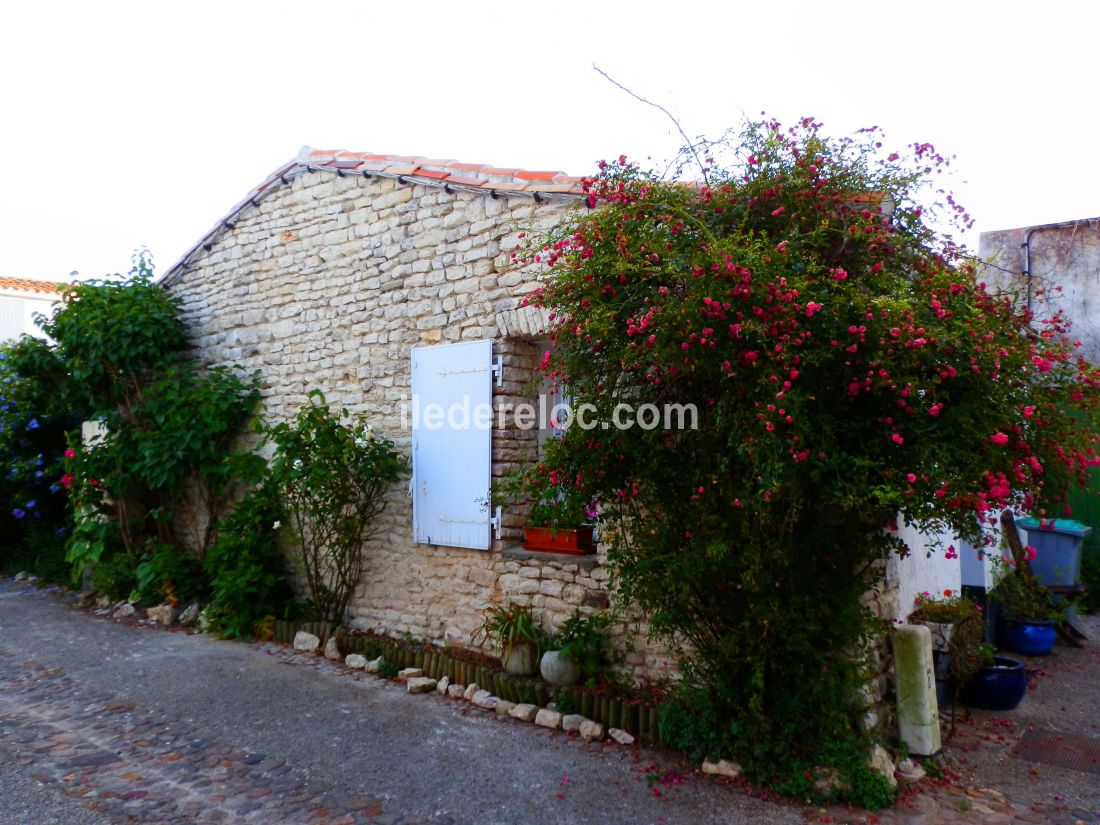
[962,656,1027,710]
[1000,618,1057,656]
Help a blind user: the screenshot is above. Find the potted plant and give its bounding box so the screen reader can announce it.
[493,459,597,555]
[473,603,545,675]
[540,609,612,687]
[990,559,1062,656]
[908,589,987,704]
[961,654,1028,711]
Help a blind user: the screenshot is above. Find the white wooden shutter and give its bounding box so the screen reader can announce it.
[412,339,494,550]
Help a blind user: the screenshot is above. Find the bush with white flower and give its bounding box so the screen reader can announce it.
[264,390,406,635]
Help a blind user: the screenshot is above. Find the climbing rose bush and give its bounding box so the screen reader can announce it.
[522,117,1100,798]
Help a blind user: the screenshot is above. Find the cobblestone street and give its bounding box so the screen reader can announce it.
[1,578,1098,825]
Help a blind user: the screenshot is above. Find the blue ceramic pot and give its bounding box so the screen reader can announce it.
[962,655,1027,710]
[1000,618,1057,656]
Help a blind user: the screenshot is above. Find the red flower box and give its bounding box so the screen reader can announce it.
[523,526,595,555]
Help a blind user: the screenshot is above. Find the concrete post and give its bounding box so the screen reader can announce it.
[893,624,941,756]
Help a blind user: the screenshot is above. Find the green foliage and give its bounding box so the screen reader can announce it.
[266,390,406,631]
[135,541,206,605]
[35,252,265,600]
[552,688,578,715]
[910,590,989,684]
[660,685,894,808]
[493,444,597,528]
[990,559,1063,621]
[1080,550,1100,613]
[524,117,1099,781]
[2,522,70,582]
[376,658,400,679]
[473,602,546,661]
[38,254,188,411]
[202,485,292,638]
[0,337,77,572]
[550,610,612,680]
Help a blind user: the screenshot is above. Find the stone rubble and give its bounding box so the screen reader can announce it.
[324,636,342,660]
[508,704,538,722]
[608,728,635,746]
[471,690,497,710]
[145,604,177,626]
[701,759,741,779]
[406,677,437,694]
[534,709,562,729]
[292,631,320,652]
[578,720,605,742]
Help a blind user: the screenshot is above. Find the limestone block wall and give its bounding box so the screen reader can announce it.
[164,168,682,682]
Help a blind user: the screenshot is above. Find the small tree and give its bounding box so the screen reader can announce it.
[266,391,406,635]
[524,118,1100,799]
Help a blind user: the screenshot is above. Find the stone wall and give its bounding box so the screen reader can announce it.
[165,168,681,682]
[979,218,1100,363]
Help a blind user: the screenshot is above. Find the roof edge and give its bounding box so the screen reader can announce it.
[160,148,588,287]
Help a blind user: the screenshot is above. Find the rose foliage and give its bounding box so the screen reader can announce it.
[525,118,1100,794]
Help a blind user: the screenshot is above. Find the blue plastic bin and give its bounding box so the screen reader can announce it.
[1017,517,1093,586]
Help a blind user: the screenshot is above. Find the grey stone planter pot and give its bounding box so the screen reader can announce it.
[540,650,579,687]
[503,641,538,675]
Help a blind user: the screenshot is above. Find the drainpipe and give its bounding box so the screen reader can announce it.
[1020,217,1100,313]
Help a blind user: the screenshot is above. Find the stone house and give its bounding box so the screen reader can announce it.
[162,149,907,695]
[161,148,687,680]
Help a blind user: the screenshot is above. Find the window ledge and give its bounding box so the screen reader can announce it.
[501,545,601,570]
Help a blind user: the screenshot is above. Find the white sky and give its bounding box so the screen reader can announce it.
[1,0,1097,282]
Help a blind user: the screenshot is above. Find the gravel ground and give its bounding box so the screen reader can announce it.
[938,610,1100,817]
[0,579,801,825]
[0,749,115,825]
[2,577,1098,825]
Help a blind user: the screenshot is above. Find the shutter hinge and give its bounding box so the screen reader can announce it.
[489,506,502,539]
[490,354,503,387]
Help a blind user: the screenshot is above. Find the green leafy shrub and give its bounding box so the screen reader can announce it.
[33,253,265,599]
[135,542,207,605]
[202,485,292,638]
[377,658,400,679]
[266,390,406,634]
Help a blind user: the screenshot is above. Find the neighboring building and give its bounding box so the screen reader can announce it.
[979,217,1100,364]
[0,277,63,341]
[981,217,1100,558]
[894,217,1100,606]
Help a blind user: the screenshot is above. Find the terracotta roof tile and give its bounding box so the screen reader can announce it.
[442,174,491,187]
[294,148,591,197]
[515,170,561,182]
[446,162,487,173]
[0,277,64,295]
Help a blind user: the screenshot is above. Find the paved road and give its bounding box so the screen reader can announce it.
[3,578,1099,825]
[0,580,801,825]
